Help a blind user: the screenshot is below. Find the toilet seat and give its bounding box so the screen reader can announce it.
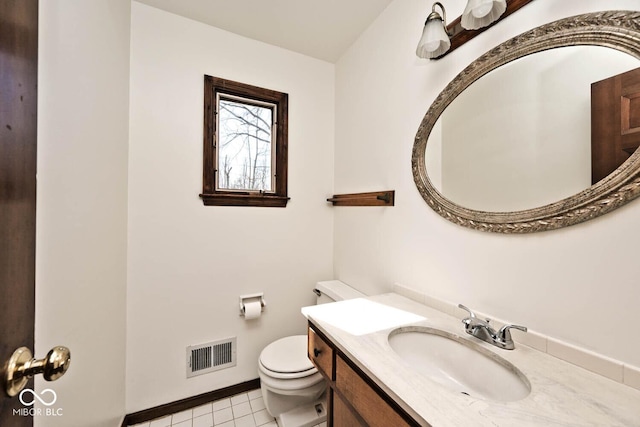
[259,335,317,379]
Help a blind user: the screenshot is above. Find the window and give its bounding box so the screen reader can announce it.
[201,75,289,207]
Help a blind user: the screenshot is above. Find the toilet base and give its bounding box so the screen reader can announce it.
[276,398,327,427]
[259,369,326,418]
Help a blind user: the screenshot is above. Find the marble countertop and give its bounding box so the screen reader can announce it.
[302,293,640,427]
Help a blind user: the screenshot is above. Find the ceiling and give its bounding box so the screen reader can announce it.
[135,0,394,63]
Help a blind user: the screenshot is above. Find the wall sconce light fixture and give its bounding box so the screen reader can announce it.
[461,0,507,30]
[416,0,535,60]
[416,2,451,59]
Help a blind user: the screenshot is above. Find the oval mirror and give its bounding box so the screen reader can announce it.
[413,10,640,233]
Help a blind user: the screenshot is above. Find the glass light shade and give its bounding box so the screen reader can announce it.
[416,18,451,59]
[471,1,493,18]
[461,0,507,30]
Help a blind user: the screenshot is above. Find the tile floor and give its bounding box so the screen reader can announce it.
[129,388,327,427]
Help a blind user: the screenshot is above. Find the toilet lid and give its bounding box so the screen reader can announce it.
[259,335,314,374]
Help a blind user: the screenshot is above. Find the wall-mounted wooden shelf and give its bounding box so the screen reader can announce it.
[327,190,395,207]
[435,0,535,59]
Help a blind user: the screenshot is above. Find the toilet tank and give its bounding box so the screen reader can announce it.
[314,280,365,305]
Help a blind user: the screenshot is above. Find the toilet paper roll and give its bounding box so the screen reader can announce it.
[243,300,262,320]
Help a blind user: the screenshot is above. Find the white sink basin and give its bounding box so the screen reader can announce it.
[388,326,530,402]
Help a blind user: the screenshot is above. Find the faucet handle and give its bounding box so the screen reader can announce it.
[458,304,490,323]
[498,324,528,343]
[458,304,485,331]
[458,304,476,319]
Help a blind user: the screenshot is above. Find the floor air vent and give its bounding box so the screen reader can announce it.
[187,337,236,378]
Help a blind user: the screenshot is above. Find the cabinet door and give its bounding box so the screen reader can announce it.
[333,391,366,427]
[335,356,412,427]
[591,67,640,184]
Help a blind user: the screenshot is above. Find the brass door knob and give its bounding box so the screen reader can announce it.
[4,346,71,397]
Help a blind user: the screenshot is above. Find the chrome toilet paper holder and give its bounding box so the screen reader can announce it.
[239,293,266,316]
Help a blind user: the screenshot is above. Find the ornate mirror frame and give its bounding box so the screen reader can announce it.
[412,11,640,233]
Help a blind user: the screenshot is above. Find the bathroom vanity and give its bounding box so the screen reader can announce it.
[308,325,419,426]
[303,294,640,427]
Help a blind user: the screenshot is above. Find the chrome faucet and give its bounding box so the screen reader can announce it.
[458,304,527,350]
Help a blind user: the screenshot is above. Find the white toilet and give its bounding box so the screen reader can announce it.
[258,280,365,427]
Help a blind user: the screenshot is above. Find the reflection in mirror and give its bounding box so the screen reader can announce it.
[425,46,638,212]
[412,11,640,233]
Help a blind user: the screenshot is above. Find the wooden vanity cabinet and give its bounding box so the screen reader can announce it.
[308,326,333,379]
[333,392,366,427]
[307,324,421,427]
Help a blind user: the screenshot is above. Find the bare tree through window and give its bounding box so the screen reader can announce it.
[218,98,274,191]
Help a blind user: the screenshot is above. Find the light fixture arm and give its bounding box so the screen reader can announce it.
[428,2,451,35]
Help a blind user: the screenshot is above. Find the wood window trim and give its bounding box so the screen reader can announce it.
[200,75,289,207]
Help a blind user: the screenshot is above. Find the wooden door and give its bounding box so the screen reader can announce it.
[0,0,38,425]
[591,67,640,184]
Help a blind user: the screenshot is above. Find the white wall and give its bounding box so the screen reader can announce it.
[127,2,335,412]
[334,0,640,368]
[36,0,130,426]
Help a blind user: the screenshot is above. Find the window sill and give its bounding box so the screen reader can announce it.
[199,193,290,207]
